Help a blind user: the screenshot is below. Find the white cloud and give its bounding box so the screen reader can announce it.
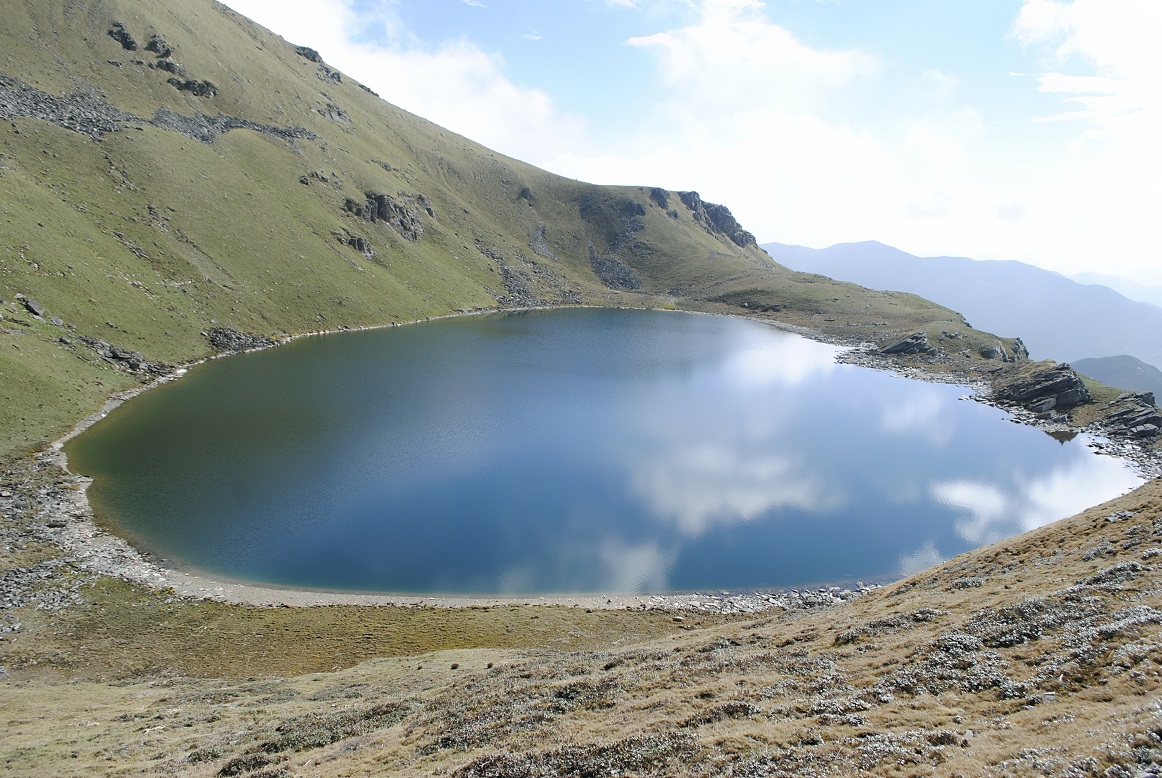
[626,2,877,120]
[219,0,588,163]
[544,3,991,278]
[1004,0,1162,281]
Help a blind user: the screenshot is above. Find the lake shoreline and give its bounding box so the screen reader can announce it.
[11,304,1160,611]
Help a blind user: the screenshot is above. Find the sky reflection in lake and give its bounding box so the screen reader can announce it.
[65,308,1144,594]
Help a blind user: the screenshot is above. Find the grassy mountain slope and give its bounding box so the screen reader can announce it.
[1,0,1010,456]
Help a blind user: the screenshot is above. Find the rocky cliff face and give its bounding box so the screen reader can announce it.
[678,190,758,248]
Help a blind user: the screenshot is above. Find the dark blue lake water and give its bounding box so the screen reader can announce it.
[65,308,1142,594]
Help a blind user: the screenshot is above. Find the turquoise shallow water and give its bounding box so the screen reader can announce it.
[65,308,1143,594]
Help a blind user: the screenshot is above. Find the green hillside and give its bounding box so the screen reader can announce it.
[0,0,1009,456]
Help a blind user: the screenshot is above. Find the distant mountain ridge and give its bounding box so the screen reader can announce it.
[1073,355,1162,399]
[762,241,1162,371]
[1070,272,1162,310]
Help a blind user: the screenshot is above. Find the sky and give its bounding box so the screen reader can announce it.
[219,0,1162,287]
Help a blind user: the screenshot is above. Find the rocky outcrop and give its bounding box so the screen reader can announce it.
[295,46,324,64]
[206,327,277,353]
[144,35,173,58]
[881,332,934,356]
[343,193,425,241]
[150,59,182,75]
[167,77,217,98]
[649,187,669,209]
[993,363,1093,413]
[678,191,757,248]
[107,22,138,51]
[980,339,1027,362]
[317,65,342,84]
[1103,393,1161,439]
[337,231,374,259]
[319,102,350,124]
[78,336,166,374]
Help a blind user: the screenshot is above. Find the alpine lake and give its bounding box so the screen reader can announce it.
[64,308,1144,595]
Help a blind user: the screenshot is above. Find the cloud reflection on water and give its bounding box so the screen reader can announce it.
[931,448,1143,545]
[720,333,842,388]
[899,539,945,576]
[597,538,677,593]
[879,391,956,447]
[629,443,844,537]
[494,536,677,594]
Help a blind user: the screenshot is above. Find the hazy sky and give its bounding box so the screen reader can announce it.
[220,0,1162,286]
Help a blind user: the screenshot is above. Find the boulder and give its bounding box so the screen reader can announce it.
[21,297,45,317]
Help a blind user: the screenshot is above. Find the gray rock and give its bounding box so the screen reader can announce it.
[344,193,424,241]
[22,298,44,317]
[588,242,641,291]
[166,78,217,98]
[980,342,1007,360]
[107,22,137,51]
[78,335,166,374]
[881,332,932,355]
[295,45,324,64]
[144,35,172,58]
[677,191,757,247]
[206,328,277,353]
[993,363,1092,411]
